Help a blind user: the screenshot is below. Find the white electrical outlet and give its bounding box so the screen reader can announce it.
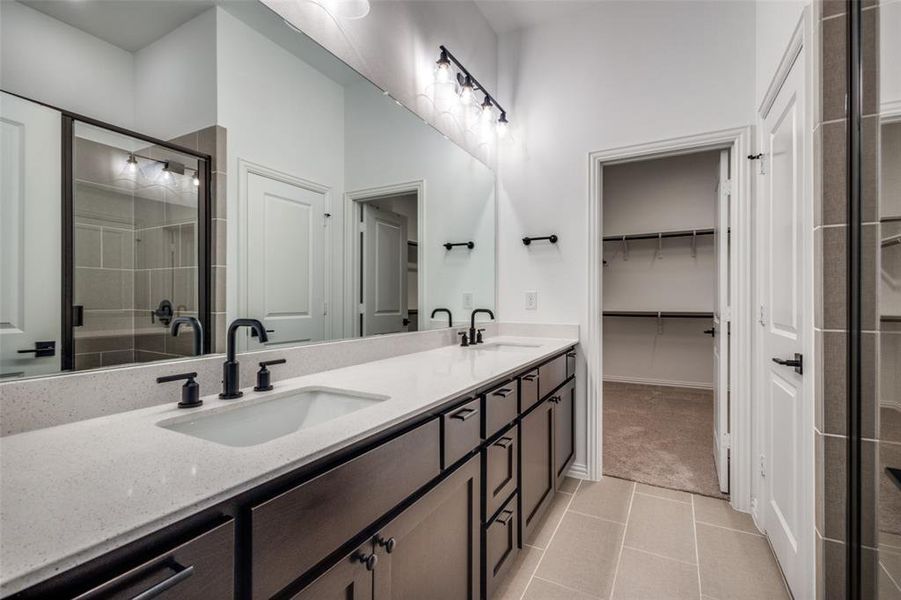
[462,292,474,310]
[525,291,538,310]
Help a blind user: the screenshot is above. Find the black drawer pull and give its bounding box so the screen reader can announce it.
[450,407,479,421]
[494,509,514,526]
[130,564,194,600]
[353,552,378,571]
[492,388,513,398]
[522,373,537,382]
[566,351,576,358]
[493,436,514,449]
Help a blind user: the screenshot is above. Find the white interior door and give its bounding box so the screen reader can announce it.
[713,149,731,494]
[362,206,407,336]
[760,50,809,598]
[0,93,61,378]
[246,172,326,347]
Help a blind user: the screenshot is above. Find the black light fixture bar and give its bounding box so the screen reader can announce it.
[439,45,508,118]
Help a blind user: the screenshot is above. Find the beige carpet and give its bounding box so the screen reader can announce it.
[602,381,726,499]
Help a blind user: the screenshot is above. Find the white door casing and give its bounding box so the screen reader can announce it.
[0,93,61,378]
[714,148,731,494]
[362,206,408,336]
[759,37,810,599]
[244,169,328,348]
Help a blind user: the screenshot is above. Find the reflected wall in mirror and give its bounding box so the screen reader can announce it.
[0,0,496,380]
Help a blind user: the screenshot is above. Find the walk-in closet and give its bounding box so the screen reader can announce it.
[602,149,729,498]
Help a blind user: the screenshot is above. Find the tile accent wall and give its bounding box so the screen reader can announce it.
[166,125,227,354]
[813,2,881,598]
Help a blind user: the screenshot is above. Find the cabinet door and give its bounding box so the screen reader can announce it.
[290,545,374,600]
[373,455,480,600]
[554,379,576,489]
[519,398,554,545]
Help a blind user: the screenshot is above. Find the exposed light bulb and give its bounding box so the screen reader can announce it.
[161,162,172,180]
[496,113,509,139]
[126,153,138,173]
[192,171,200,187]
[435,50,452,83]
[480,96,493,122]
[459,75,475,106]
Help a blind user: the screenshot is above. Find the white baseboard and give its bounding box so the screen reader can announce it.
[567,462,590,480]
[602,375,713,390]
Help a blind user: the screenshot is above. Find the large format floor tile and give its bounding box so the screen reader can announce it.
[612,547,700,599]
[534,511,624,597]
[696,523,790,599]
[528,491,574,549]
[624,492,696,562]
[498,479,789,600]
[570,476,634,523]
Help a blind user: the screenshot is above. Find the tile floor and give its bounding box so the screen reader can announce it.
[496,477,791,600]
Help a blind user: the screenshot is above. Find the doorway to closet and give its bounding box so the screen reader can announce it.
[601,149,731,499]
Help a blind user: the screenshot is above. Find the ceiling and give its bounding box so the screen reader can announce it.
[474,0,603,34]
[19,0,216,52]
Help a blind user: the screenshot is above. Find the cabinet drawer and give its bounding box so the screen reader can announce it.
[482,381,518,440]
[565,349,576,379]
[518,369,539,413]
[250,420,441,599]
[539,355,567,400]
[442,397,481,468]
[483,425,518,519]
[74,519,234,600]
[484,494,519,599]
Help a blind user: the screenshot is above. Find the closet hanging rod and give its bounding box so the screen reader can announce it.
[602,311,713,319]
[602,228,715,242]
[881,215,901,223]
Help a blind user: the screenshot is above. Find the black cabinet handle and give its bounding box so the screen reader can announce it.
[450,407,479,421]
[493,436,514,449]
[130,564,194,600]
[566,351,576,359]
[522,372,537,382]
[772,353,803,375]
[703,328,716,337]
[494,509,514,526]
[353,552,378,571]
[375,536,397,553]
[492,387,513,398]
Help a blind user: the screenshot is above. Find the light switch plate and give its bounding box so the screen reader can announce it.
[462,292,474,310]
[525,291,538,310]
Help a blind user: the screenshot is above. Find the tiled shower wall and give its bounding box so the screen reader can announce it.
[73,126,226,369]
[813,1,882,597]
[167,126,227,354]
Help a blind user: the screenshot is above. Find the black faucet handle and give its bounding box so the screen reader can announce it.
[458,331,469,347]
[255,359,286,391]
[476,328,485,344]
[156,372,202,409]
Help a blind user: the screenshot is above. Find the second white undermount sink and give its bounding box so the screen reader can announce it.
[158,387,389,447]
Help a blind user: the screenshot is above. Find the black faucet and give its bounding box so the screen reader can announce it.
[171,316,203,356]
[220,319,269,399]
[469,309,494,344]
[431,308,453,328]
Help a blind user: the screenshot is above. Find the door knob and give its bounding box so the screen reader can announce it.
[772,353,803,375]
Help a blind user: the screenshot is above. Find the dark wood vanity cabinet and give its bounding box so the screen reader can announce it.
[373,455,480,600]
[25,348,576,600]
[519,396,555,545]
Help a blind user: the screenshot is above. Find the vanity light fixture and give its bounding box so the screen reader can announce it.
[434,45,510,135]
[192,170,200,187]
[126,153,138,173]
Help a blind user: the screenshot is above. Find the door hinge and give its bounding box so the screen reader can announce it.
[758,304,766,327]
[722,432,731,450]
[759,454,766,478]
[323,301,328,316]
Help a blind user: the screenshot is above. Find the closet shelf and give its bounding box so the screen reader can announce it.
[882,315,901,323]
[602,228,714,242]
[882,215,901,223]
[603,310,713,319]
[882,233,901,248]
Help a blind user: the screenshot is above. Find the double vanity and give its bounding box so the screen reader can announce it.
[0,334,577,599]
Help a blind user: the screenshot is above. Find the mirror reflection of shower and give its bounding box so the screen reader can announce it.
[72,122,202,370]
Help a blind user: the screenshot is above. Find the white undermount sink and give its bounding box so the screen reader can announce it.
[472,342,541,352]
[158,387,389,447]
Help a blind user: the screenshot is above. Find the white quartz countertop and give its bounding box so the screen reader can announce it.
[0,335,576,596]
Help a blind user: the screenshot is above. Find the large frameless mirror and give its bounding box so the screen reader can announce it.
[0,0,496,380]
